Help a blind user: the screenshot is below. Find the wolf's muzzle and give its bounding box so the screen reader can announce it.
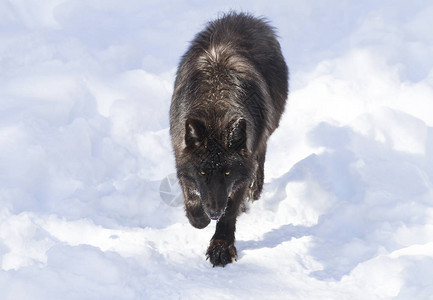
[207,208,225,220]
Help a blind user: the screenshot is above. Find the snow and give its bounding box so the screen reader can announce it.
[1,1,433,299]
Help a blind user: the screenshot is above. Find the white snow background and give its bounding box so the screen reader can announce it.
[1,0,433,299]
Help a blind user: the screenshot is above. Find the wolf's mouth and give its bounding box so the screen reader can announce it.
[205,198,230,221]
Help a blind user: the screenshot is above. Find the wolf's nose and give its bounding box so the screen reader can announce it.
[208,209,224,220]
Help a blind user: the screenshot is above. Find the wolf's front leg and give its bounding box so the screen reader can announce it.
[249,145,266,201]
[206,186,247,267]
[180,177,210,229]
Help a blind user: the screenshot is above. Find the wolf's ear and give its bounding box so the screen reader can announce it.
[185,118,206,148]
[228,118,247,154]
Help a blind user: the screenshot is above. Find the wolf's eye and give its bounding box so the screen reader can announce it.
[200,171,206,176]
[225,171,230,176]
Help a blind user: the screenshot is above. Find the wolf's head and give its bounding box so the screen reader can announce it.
[181,118,253,220]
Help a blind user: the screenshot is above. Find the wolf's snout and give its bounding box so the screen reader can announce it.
[207,208,225,220]
[204,202,226,220]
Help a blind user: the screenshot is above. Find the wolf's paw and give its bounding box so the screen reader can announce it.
[206,239,237,267]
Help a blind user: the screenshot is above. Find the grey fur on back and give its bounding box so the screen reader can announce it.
[170,12,288,161]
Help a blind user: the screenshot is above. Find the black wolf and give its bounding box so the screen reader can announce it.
[170,12,288,267]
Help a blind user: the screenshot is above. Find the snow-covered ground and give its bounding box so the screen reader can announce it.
[1,1,433,299]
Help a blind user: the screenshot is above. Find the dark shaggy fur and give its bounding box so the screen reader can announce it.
[170,12,288,267]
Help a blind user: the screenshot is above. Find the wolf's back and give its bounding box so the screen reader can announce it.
[170,12,288,159]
